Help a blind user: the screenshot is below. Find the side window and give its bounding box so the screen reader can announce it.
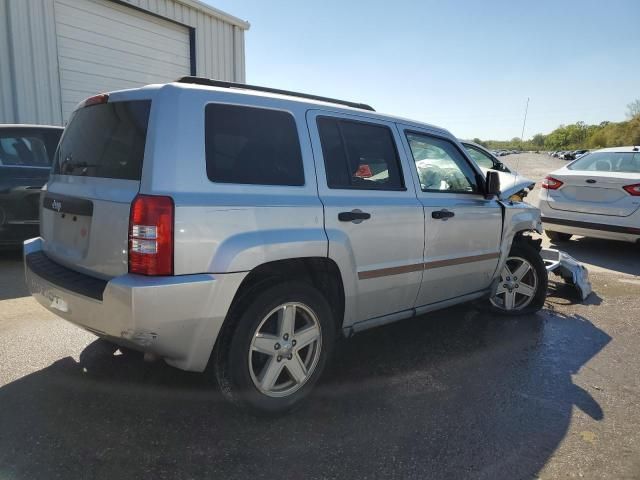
[464,145,495,170]
[0,135,50,167]
[205,104,304,186]
[406,133,479,193]
[317,117,404,190]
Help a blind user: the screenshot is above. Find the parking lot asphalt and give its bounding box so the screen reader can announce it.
[1,154,639,480]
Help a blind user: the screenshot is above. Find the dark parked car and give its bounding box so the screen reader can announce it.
[560,150,587,161]
[0,124,63,247]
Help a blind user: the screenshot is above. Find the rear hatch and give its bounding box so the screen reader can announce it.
[41,96,151,279]
[546,170,640,217]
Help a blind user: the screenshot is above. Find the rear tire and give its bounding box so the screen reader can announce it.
[545,230,572,242]
[489,241,548,316]
[214,281,335,415]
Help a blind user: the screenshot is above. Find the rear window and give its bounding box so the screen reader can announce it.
[568,151,640,173]
[54,100,151,180]
[204,104,304,186]
[0,135,51,167]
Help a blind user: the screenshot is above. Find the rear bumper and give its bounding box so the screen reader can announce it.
[538,206,640,243]
[24,237,247,372]
[537,188,640,244]
[542,216,640,236]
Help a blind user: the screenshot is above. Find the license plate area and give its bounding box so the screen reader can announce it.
[50,212,92,258]
[564,186,624,203]
[42,194,94,260]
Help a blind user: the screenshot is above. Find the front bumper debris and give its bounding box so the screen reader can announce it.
[541,248,592,301]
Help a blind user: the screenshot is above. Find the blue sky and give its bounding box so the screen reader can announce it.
[206,0,640,140]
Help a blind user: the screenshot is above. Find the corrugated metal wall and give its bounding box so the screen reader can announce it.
[0,0,64,125]
[0,0,248,125]
[55,0,193,120]
[0,0,14,123]
[121,0,247,82]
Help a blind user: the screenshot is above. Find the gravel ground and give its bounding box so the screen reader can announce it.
[0,153,639,480]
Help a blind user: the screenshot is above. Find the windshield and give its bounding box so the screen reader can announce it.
[568,151,640,173]
[464,144,498,169]
[54,100,151,180]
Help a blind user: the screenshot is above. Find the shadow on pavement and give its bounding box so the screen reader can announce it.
[0,247,28,301]
[547,236,640,276]
[547,280,603,306]
[0,306,610,480]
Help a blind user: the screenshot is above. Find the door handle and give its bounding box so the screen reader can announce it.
[432,209,455,220]
[338,210,371,222]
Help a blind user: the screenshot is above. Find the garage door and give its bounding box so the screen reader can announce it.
[54,0,191,121]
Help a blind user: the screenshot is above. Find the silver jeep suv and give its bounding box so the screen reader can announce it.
[24,78,547,414]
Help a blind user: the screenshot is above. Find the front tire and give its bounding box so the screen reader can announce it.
[214,282,335,415]
[545,230,572,242]
[490,241,548,315]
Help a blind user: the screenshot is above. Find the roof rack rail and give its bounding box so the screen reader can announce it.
[176,76,375,112]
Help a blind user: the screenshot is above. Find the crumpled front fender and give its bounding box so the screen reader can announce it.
[493,201,543,280]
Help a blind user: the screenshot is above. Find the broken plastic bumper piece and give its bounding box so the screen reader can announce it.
[541,248,592,301]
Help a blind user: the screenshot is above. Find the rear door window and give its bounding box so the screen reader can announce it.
[205,104,304,186]
[54,100,151,180]
[317,117,404,190]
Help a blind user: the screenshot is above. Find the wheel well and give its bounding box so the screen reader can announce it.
[514,230,542,251]
[226,257,345,332]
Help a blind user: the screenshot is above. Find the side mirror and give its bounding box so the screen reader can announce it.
[485,170,501,198]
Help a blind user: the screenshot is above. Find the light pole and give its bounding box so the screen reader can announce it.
[520,97,529,150]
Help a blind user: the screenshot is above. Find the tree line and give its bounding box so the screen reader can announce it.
[473,99,640,151]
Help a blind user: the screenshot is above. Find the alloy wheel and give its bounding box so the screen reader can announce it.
[248,302,322,398]
[490,256,539,311]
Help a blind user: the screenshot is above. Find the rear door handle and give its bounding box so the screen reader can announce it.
[432,209,455,220]
[338,210,371,222]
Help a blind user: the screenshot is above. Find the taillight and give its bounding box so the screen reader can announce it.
[128,195,174,276]
[623,183,640,196]
[541,176,563,190]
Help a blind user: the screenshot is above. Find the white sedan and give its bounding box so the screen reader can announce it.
[538,146,640,243]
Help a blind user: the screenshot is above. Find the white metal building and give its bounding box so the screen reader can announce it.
[0,0,249,125]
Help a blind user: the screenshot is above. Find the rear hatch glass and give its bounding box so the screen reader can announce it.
[42,100,151,278]
[54,101,150,179]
